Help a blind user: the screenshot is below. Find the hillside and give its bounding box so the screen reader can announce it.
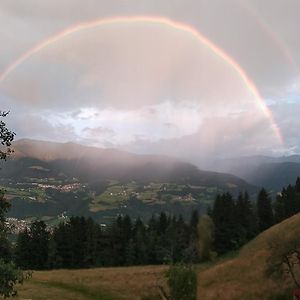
[14,213,300,299]
[0,139,256,222]
[197,212,300,299]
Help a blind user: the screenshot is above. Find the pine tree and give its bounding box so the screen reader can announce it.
[274,192,286,223]
[257,188,274,232]
[235,192,256,245]
[296,177,300,193]
[189,209,199,239]
[52,222,72,268]
[29,221,49,269]
[0,191,11,262]
[14,228,31,269]
[133,218,148,265]
[212,193,237,254]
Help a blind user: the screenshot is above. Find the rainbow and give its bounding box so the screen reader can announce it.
[237,0,299,77]
[0,15,284,144]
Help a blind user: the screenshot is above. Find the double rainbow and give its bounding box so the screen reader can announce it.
[0,16,283,144]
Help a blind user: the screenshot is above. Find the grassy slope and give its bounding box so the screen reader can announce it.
[15,266,167,300]
[14,214,300,299]
[198,213,300,299]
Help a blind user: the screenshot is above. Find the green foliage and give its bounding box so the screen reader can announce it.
[0,111,15,161]
[235,191,257,243]
[197,215,216,261]
[166,264,197,300]
[257,188,274,232]
[15,221,49,270]
[274,178,300,223]
[212,192,238,254]
[0,259,23,298]
[0,191,11,261]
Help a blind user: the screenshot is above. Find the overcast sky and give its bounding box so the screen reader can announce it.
[0,0,299,166]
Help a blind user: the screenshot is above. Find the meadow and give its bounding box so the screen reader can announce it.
[14,213,300,300]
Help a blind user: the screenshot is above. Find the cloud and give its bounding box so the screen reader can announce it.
[83,126,115,137]
[1,0,300,163]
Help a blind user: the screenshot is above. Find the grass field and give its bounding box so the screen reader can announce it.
[14,266,167,300]
[14,214,300,299]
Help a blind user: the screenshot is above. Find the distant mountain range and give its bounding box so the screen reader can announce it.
[5,139,254,190]
[214,155,300,191]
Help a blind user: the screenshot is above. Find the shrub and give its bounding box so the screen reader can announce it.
[166,264,197,300]
[0,259,24,298]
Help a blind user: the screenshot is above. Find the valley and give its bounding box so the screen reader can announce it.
[0,139,256,224]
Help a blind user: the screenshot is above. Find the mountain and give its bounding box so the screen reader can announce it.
[0,139,256,222]
[213,155,300,191]
[6,139,255,188]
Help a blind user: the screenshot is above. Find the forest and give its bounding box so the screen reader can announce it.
[5,177,300,270]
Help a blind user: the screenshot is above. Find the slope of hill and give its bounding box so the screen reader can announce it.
[0,139,256,222]
[197,212,300,299]
[14,213,300,299]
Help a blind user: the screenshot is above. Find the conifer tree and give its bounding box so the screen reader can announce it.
[212,192,237,254]
[235,192,256,244]
[28,221,49,269]
[14,228,31,269]
[257,188,274,232]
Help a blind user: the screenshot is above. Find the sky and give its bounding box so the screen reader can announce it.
[0,0,299,167]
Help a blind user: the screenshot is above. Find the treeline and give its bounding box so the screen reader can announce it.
[211,178,300,254]
[15,213,197,269]
[10,177,300,270]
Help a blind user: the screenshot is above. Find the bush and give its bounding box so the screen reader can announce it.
[0,259,24,298]
[166,264,197,300]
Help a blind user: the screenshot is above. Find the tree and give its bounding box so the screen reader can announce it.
[29,221,50,269]
[257,188,274,232]
[197,215,215,261]
[212,193,238,254]
[0,191,11,261]
[235,192,257,244]
[0,111,23,298]
[0,260,24,298]
[14,228,31,269]
[0,111,15,161]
